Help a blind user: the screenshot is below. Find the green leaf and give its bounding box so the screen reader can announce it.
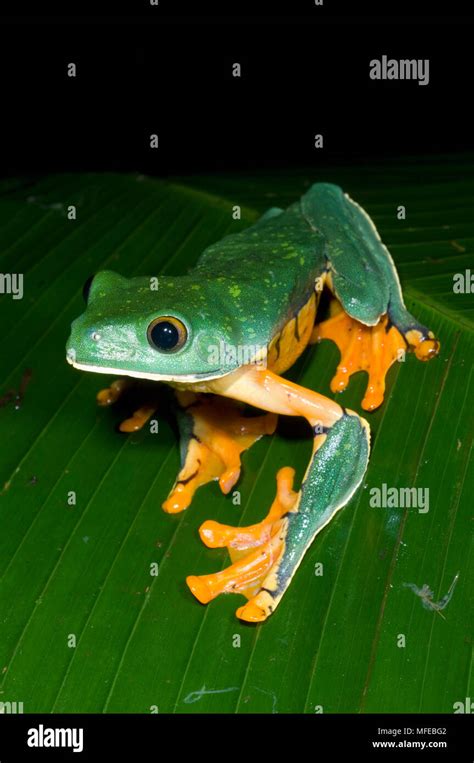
[0,159,472,713]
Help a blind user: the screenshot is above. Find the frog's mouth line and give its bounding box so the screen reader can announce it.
[66,356,230,383]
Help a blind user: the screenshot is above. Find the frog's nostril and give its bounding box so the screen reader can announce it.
[91,331,101,342]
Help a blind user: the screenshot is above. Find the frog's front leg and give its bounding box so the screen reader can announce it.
[310,300,407,411]
[96,378,157,432]
[162,391,277,514]
[311,294,440,411]
[96,378,133,407]
[186,366,370,622]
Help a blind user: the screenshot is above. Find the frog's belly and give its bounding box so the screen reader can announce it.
[266,289,319,375]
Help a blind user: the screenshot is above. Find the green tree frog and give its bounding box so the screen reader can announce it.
[66,183,439,622]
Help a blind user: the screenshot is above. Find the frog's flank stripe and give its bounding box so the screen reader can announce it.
[182,400,202,411]
[267,290,318,375]
[294,311,300,342]
[177,466,200,486]
[274,334,281,361]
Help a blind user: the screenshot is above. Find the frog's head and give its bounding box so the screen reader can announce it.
[66,270,259,383]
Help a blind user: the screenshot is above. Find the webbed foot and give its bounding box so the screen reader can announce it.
[312,300,440,410]
[187,466,298,619]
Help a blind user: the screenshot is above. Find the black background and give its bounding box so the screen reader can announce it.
[0,712,472,761]
[0,6,473,176]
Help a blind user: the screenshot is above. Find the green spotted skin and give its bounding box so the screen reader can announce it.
[67,183,430,380]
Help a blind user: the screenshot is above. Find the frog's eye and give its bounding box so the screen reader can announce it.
[147,316,187,352]
[82,275,95,304]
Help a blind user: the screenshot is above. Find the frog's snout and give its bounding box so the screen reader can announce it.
[66,313,138,369]
[66,346,76,365]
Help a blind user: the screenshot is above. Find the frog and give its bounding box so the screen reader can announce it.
[66,183,439,623]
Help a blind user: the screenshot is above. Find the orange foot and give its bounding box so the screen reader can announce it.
[162,393,277,514]
[312,306,438,411]
[96,379,132,406]
[187,466,298,622]
[96,379,157,432]
[118,405,157,433]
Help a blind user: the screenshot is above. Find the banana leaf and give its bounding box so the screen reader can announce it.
[0,157,472,713]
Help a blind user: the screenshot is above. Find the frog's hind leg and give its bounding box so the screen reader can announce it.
[162,391,277,514]
[186,367,370,622]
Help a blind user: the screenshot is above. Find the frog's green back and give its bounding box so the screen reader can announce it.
[193,181,407,340]
[192,198,327,345]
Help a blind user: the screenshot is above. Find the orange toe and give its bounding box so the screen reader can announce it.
[186,575,214,605]
[236,601,268,622]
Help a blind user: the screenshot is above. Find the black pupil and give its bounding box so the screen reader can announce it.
[150,321,180,351]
